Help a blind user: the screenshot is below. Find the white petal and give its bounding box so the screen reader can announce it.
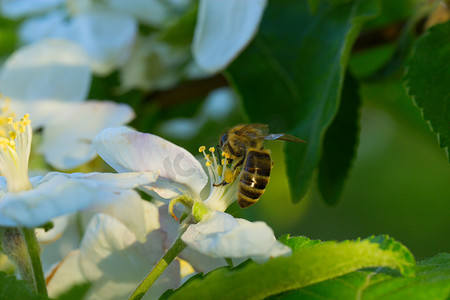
[0,0,64,18]
[0,173,132,227]
[181,211,291,262]
[11,100,73,129]
[119,35,188,92]
[0,39,91,102]
[39,101,135,170]
[62,9,138,75]
[193,0,267,73]
[67,171,158,189]
[79,214,180,299]
[19,10,67,44]
[94,127,208,198]
[87,191,160,243]
[46,250,88,298]
[39,214,82,273]
[79,214,139,279]
[158,204,226,272]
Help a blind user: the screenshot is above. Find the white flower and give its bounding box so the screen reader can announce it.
[47,213,180,300]
[94,127,291,262]
[1,0,193,75]
[0,39,135,169]
[193,0,268,73]
[0,108,159,243]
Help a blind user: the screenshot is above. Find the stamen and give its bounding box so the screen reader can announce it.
[198,146,206,153]
[224,169,234,184]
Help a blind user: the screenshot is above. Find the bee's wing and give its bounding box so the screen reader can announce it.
[235,123,269,139]
[265,133,307,143]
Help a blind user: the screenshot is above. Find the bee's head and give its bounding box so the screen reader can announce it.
[219,133,228,149]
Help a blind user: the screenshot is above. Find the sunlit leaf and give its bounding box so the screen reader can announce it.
[269,253,450,299]
[163,235,415,300]
[404,21,450,161]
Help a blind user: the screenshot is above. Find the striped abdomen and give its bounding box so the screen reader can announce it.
[237,149,272,208]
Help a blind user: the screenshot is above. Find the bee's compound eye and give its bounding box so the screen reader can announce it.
[219,133,228,148]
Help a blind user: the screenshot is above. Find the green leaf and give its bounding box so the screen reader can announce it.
[54,283,92,300]
[318,72,361,204]
[278,235,321,252]
[269,253,450,299]
[0,272,47,300]
[164,235,415,300]
[404,21,450,161]
[226,0,380,203]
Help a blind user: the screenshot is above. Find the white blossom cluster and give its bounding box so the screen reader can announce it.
[0,1,292,299]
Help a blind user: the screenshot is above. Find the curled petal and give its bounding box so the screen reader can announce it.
[39,101,135,169]
[35,215,69,244]
[94,127,208,199]
[0,39,91,103]
[193,0,267,73]
[181,211,291,262]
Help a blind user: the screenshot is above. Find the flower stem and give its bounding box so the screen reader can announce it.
[21,228,47,296]
[128,237,186,300]
[0,227,47,296]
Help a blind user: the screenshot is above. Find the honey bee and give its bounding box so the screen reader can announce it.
[218,123,306,208]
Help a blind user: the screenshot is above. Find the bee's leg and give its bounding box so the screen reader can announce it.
[213,157,244,186]
[232,157,245,171]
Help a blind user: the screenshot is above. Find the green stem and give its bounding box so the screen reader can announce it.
[0,227,47,296]
[128,237,187,300]
[21,228,48,296]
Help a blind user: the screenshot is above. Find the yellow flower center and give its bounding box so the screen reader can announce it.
[198,145,241,212]
[0,96,32,193]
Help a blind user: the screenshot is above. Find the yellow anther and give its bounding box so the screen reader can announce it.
[209,147,215,153]
[23,113,30,119]
[9,131,17,140]
[224,169,234,184]
[7,117,13,125]
[8,140,15,147]
[223,152,231,159]
[221,158,225,166]
[198,146,206,153]
[205,161,212,167]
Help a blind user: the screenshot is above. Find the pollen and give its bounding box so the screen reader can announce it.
[224,169,234,184]
[209,147,215,153]
[205,161,212,167]
[198,146,206,153]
